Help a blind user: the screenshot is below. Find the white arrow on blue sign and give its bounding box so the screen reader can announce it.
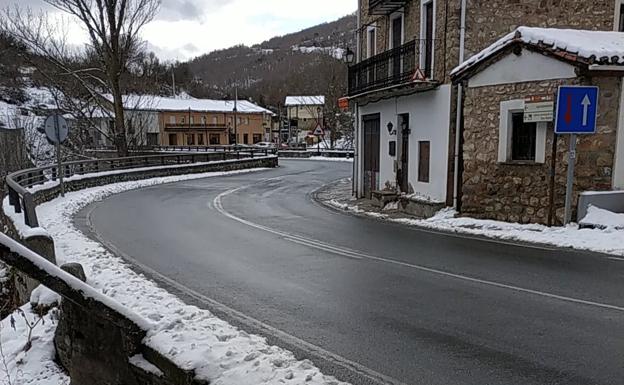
[555,86,599,134]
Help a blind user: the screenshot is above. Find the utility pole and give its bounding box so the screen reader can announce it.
[172,70,176,97]
[234,86,238,145]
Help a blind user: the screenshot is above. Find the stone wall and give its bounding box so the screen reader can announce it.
[461,76,621,224]
[465,0,616,59]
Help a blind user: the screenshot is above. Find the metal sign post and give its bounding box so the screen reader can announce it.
[555,86,599,224]
[563,134,576,224]
[44,115,69,197]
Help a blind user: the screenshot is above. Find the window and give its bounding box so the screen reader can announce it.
[190,116,194,124]
[186,133,195,145]
[181,116,186,124]
[253,134,262,144]
[418,141,430,183]
[243,133,249,144]
[498,100,547,163]
[367,26,376,59]
[147,133,159,146]
[245,117,250,125]
[510,112,537,161]
[213,116,218,125]
[202,116,207,124]
[197,133,204,145]
[168,133,177,145]
[209,134,220,145]
[237,117,242,125]
[169,116,175,124]
[420,0,435,78]
[618,2,624,31]
[390,14,404,49]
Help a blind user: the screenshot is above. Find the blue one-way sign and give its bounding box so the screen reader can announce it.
[555,86,599,134]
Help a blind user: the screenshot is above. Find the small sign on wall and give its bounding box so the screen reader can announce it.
[524,95,554,123]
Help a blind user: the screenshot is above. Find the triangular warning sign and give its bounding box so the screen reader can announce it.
[412,68,426,82]
[312,124,324,136]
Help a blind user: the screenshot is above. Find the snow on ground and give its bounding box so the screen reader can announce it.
[2,168,348,385]
[580,205,624,229]
[0,303,69,385]
[308,156,353,162]
[326,199,624,257]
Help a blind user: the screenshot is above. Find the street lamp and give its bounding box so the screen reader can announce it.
[344,48,355,64]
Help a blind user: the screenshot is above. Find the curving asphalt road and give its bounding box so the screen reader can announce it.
[80,160,624,385]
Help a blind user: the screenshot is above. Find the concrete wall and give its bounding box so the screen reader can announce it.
[32,157,278,206]
[468,50,578,87]
[358,85,451,202]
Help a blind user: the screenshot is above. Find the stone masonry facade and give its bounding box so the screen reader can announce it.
[356,0,618,208]
[464,0,616,58]
[357,0,616,86]
[462,76,621,225]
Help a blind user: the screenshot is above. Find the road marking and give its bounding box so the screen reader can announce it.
[215,180,624,313]
[84,212,406,385]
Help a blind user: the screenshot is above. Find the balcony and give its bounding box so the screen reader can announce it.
[369,0,409,15]
[164,123,228,131]
[348,40,439,97]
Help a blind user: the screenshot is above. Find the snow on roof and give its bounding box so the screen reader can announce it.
[103,94,274,115]
[285,96,325,106]
[452,27,624,77]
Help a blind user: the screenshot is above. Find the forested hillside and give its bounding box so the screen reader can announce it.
[185,14,356,108]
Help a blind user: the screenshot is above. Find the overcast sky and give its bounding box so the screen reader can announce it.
[2,0,357,61]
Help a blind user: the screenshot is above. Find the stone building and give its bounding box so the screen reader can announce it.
[452,27,624,224]
[349,0,624,216]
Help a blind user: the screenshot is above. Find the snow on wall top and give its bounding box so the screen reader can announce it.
[104,94,275,115]
[285,96,325,106]
[452,27,624,77]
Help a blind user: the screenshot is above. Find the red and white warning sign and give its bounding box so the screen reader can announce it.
[412,68,426,82]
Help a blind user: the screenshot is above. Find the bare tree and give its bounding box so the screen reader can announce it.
[2,0,160,156]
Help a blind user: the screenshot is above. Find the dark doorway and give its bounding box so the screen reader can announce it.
[168,133,177,146]
[391,16,403,79]
[398,114,410,192]
[363,114,381,199]
[423,1,434,78]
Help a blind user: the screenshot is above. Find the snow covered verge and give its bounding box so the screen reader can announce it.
[1,168,348,385]
[325,200,624,257]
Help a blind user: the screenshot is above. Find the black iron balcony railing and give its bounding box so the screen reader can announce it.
[348,39,438,97]
[369,0,410,15]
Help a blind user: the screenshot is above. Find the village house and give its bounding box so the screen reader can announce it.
[349,0,624,218]
[95,95,274,148]
[284,96,325,145]
[452,28,624,225]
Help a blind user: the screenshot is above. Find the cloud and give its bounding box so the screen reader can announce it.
[0,0,357,60]
[157,0,233,21]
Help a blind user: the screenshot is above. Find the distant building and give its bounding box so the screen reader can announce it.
[284,96,325,144]
[96,95,274,147]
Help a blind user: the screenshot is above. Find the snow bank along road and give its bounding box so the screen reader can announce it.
[82,160,624,385]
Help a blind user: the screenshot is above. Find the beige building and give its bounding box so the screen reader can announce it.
[97,95,274,147]
[284,96,325,144]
